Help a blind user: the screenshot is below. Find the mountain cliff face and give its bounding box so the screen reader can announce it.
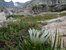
[15,1,30,8]
[25,0,66,14]
[5,1,14,7]
[0,0,14,7]
[0,0,5,7]
[29,0,66,6]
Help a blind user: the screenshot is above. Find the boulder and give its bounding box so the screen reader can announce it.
[0,12,6,21]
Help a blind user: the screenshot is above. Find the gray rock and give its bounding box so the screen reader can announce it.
[0,12,6,21]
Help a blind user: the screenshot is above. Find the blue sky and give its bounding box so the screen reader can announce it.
[5,0,31,3]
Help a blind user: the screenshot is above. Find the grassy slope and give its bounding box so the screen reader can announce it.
[7,14,61,22]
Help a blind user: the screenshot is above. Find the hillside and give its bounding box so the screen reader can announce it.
[24,0,66,14]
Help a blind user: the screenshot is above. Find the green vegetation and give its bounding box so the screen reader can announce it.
[0,19,40,50]
[22,14,58,22]
[7,14,60,22]
[6,12,66,23]
[60,13,66,16]
[0,23,65,50]
[1,12,66,50]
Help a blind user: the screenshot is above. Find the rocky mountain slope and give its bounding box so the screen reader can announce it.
[0,0,14,7]
[15,1,30,8]
[24,0,66,14]
[29,0,66,6]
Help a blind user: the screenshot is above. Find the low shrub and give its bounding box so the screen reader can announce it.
[0,19,40,50]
